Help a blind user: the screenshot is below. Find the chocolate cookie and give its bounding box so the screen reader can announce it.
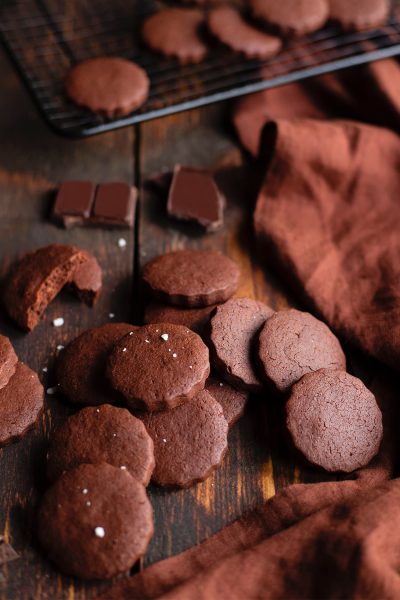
[46,404,154,485]
[0,362,44,447]
[107,324,210,412]
[209,297,274,392]
[144,302,217,336]
[251,0,329,35]
[286,369,383,473]
[70,251,102,306]
[329,0,390,31]
[205,377,249,428]
[0,335,17,390]
[3,244,102,331]
[207,6,282,59]
[57,323,136,406]
[140,390,228,487]
[142,8,208,64]
[37,463,154,579]
[66,57,150,118]
[258,309,346,394]
[142,250,240,308]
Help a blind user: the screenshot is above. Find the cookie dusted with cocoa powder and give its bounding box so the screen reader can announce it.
[3,244,102,331]
[143,250,240,308]
[66,57,150,117]
[37,463,154,579]
[0,335,17,390]
[140,390,228,487]
[251,0,329,35]
[209,297,274,392]
[57,323,136,406]
[142,8,208,64]
[205,377,249,428]
[286,369,383,473]
[258,309,346,394]
[46,405,155,486]
[107,324,210,411]
[0,363,44,447]
[329,0,391,31]
[144,302,218,336]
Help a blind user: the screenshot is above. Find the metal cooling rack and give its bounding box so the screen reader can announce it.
[1,0,400,138]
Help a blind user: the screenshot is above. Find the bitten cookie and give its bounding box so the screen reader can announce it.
[0,363,44,447]
[56,323,136,406]
[258,309,346,394]
[0,335,18,390]
[46,405,155,486]
[209,297,274,392]
[142,8,208,64]
[66,57,150,117]
[143,250,240,308]
[3,244,102,331]
[286,369,383,473]
[37,463,154,579]
[107,324,210,411]
[144,302,217,336]
[207,6,282,59]
[329,0,390,31]
[140,390,228,487]
[251,0,329,35]
[205,377,249,428]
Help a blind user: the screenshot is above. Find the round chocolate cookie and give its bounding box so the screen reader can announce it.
[37,463,154,579]
[107,324,210,412]
[144,301,217,336]
[205,377,249,428]
[140,390,228,487]
[46,404,155,485]
[209,297,274,392]
[258,309,346,394]
[329,0,390,31]
[57,323,136,406]
[251,0,329,36]
[142,8,208,65]
[66,57,150,118]
[286,369,383,473]
[207,6,282,59]
[0,335,17,390]
[0,362,44,447]
[142,250,240,308]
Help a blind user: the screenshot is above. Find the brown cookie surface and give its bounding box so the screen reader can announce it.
[258,309,346,394]
[70,251,102,306]
[3,244,101,331]
[205,377,249,428]
[66,58,149,118]
[286,369,383,473]
[144,301,217,336]
[140,390,228,487]
[329,0,390,31]
[57,323,136,406]
[143,250,240,308]
[0,335,18,390]
[251,0,329,35]
[37,463,154,579]
[46,404,155,485]
[107,324,210,412]
[207,6,282,59]
[209,297,274,392]
[0,362,44,447]
[142,8,208,64]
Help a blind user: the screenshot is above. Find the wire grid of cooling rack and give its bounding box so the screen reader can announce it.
[1,0,400,137]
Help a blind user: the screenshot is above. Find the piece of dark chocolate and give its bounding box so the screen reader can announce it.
[167,166,224,231]
[53,181,96,228]
[92,182,137,228]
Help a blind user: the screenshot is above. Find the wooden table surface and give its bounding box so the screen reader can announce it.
[0,46,342,599]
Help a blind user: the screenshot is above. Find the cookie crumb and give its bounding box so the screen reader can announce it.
[161,333,169,341]
[118,238,127,249]
[94,526,105,538]
[52,317,64,327]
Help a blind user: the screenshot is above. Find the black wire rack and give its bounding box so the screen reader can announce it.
[1,0,400,138]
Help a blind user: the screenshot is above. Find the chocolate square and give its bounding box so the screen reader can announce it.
[53,181,96,228]
[93,182,137,228]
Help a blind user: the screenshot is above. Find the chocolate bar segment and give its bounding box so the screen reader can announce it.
[167,165,224,231]
[93,182,137,228]
[53,181,96,228]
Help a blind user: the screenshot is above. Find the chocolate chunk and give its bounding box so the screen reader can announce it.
[53,181,96,228]
[92,182,137,228]
[167,166,224,231]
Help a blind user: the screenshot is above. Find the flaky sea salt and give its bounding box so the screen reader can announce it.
[118,238,127,249]
[161,333,169,341]
[52,317,64,327]
[46,387,58,395]
[94,527,105,538]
